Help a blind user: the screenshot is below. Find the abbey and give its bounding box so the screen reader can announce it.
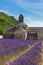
[3,14,43,40]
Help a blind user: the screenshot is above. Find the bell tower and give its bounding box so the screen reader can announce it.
[19,14,24,23]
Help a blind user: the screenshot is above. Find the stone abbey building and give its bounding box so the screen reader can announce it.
[3,14,43,40]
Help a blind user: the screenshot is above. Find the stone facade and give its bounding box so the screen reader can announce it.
[27,32,38,40]
[3,26,27,40]
[3,22,28,40]
[3,15,43,40]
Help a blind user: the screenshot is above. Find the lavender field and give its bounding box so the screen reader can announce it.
[0,39,43,65]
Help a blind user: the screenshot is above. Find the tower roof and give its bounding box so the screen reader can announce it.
[19,14,24,23]
[19,14,24,18]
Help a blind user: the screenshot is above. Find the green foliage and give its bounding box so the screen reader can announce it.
[0,12,18,35]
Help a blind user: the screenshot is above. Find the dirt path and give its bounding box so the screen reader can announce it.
[4,41,40,65]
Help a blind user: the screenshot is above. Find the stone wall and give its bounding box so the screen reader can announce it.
[3,33,14,39]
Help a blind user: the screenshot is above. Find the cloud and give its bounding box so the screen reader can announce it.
[0,9,13,15]
[15,0,43,9]
[24,16,43,27]
[0,0,43,27]
[0,9,43,27]
[15,0,43,16]
[0,9,18,19]
[1,0,43,16]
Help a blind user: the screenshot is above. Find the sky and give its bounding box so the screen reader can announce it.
[0,0,43,27]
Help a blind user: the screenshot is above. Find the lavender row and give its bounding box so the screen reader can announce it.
[0,39,38,54]
[10,41,42,65]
